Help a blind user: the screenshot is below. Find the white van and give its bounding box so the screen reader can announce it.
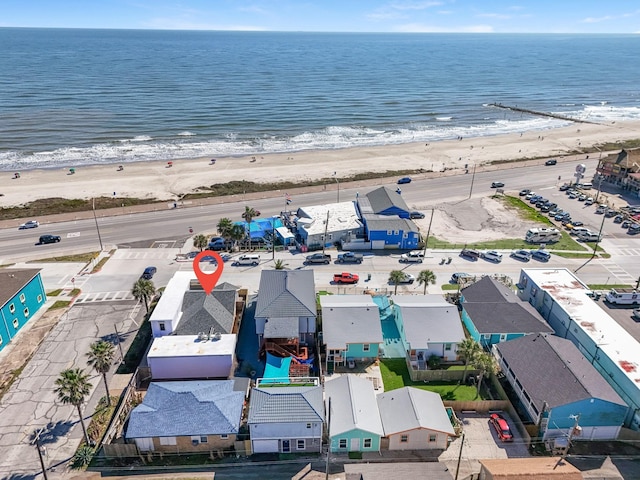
[234,254,260,266]
[578,231,601,242]
[578,182,593,190]
[569,227,590,237]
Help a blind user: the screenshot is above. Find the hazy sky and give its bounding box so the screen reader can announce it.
[2,1,639,33]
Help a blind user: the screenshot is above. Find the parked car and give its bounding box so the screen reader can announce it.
[390,272,415,284]
[530,250,551,262]
[614,215,624,224]
[142,266,157,279]
[460,249,481,261]
[572,221,584,227]
[578,194,587,202]
[19,220,39,229]
[545,159,558,166]
[336,252,364,264]
[400,250,424,263]
[559,184,570,191]
[622,220,632,229]
[585,197,594,205]
[409,211,425,219]
[632,309,640,321]
[450,272,472,283]
[519,189,530,196]
[628,224,640,235]
[208,237,230,250]
[38,234,61,244]
[397,177,412,184]
[490,413,514,442]
[595,205,607,214]
[525,192,536,199]
[491,182,505,188]
[568,191,578,199]
[510,249,532,262]
[333,272,359,284]
[481,250,503,263]
[305,253,331,264]
[605,209,617,218]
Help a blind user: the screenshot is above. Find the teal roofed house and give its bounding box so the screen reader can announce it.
[324,375,384,452]
[0,269,46,352]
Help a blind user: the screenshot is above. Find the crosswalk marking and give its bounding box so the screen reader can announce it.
[112,250,179,260]
[598,260,636,283]
[75,291,136,304]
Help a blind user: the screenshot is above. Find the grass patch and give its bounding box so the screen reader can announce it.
[47,289,63,297]
[380,359,481,401]
[117,319,152,374]
[49,300,71,310]
[441,284,459,291]
[91,250,115,273]
[70,288,81,297]
[588,284,633,290]
[0,263,15,268]
[28,252,99,264]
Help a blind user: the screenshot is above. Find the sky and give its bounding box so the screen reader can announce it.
[1,1,639,33]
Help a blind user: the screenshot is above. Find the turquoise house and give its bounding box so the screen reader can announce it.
[0,269,46,352]
[460,276,551,349]
[324,375,384,452]
[319,295,383,373]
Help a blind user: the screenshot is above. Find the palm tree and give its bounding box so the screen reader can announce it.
[417,269,437,294]
[217,217,234,249]
[389,270,406,295]
[55,368,92,444]
[86,340,116,407]
[132,278,156,313]
[273,259,288,270]
[241,206,259,248]
[192,234,208,252]
[229,224,246,251]
[458,337,481,383]
[473,352,498,397]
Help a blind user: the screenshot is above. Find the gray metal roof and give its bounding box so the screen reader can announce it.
[324,375,384,437]
[495,334,626,411]
[255,270,317,319]
[377,387,455,436]
[263,317,300,339]
[344,463,453,480]
[320,295,383,349]
[363,187,410,214]
[174,288,237,335]
[248,385,324,424]
[126,379,248,438]
[362,214,419,233]
[462,302,552,335]
[391,295,465,346]
[461,276,518,303]
[0,268,41,307]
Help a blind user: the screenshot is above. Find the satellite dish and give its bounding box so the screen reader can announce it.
[576,164,586,174]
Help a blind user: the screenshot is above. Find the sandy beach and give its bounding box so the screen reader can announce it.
[2,120,639,209]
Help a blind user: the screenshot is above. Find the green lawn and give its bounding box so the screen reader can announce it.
[380,359,481,401]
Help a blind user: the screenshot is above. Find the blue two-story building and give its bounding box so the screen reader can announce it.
[0,269,46,352]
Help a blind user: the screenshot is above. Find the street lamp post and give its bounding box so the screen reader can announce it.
[467,163,476,200]
[92,198,104,251]
[332,172,340,203]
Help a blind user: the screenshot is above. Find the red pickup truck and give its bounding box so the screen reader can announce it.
[333,272,359,284]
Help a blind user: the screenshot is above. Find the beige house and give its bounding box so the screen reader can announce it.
[376,387,455,450]
[478,458,582,480]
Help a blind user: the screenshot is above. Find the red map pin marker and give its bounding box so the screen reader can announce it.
[192,250,225,295]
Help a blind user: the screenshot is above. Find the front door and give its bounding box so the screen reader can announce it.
[350,438,360,451]
[282,439,291,453]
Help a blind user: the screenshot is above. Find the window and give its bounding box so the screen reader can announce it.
[364,438,372,448]
[200,436,208,443]
[12,319,19,329]
[363,344,370,352]
[23,307,29,318]
[444,343,451,351]
[484,334,490,340]
[400,435,408,443]
[429,434,437,442]
[297,439,305,450]
[159,322,166,331]
[306,423,312,429]
[339,439,347,449]
[37,294,42,303]
[19,293,26,303]
[499,333,507,342]
[328,234,333,240]
[9,304,15,314]
[394,230,399,235]
[159,437,177,446]
[387,230,392,235]
[220,434,229,439]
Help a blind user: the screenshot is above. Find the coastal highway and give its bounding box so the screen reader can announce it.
[0,157,603,261]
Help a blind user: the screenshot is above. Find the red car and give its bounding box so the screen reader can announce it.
[490,413,513,442]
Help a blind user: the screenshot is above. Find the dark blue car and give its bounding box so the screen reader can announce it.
[397,177,412,184]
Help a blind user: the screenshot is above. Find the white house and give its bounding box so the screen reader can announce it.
[391,295,465,368]
[248,382,324,454]
[147,334,237,380]
[149,272,191,337]
[295,201,363,248]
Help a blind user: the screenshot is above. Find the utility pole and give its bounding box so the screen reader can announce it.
[332,172,340,203]
[92,198,104,251]
[574,213,606,273]
[554,414,581,469]
[454,432,465,480]
[322,210,330,255]
[422,209,435,258]
[467,164,476,200]
[31,428,49,480]
[114,322,125,363]
[325,396,331,480]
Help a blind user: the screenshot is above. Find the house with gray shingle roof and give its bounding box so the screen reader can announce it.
[358,187,411,218]
[248,384,324,453]
[391,295,465,368]
[0,268,46,353]
[377,387,455,450]
[320,295,383,371]
[125,379,249,453]
[324,375,384,452]
[255,270,317,348]
[460,276,552,348]
[494,334,629,440]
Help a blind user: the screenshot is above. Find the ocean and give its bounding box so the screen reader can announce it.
[1,28,639,171]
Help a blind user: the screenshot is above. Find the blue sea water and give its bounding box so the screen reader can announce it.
[1,28,639,171]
